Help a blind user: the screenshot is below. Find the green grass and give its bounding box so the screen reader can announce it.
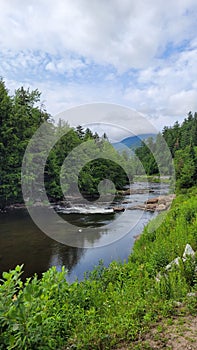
[0,187,197,349]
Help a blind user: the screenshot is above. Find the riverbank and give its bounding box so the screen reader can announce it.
[1,187,196,349]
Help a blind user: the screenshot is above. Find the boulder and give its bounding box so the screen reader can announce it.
[158,198,167,205]
[113,207,125,212]
[156,243,196,283]
[165,257,182,271]
[156,204,167,211]
[127,205,145,210]
[145,203,157,211]
[187,292,197,297]
[182,244,195,261]
[146,197,159,204]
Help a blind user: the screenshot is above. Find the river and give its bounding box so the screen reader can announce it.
[0,182,169,282]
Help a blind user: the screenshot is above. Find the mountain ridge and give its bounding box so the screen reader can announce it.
[112,133,156,152]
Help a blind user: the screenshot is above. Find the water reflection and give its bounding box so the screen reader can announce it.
[48,243,85,273]
[0,209,84,280]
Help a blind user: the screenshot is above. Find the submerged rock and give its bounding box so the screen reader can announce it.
[146,197,159,204]
[113,206,125,212]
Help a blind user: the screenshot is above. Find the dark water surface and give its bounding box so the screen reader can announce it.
[0,183,169,282]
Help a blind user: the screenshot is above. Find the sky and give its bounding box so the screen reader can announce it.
[0,0,197,137]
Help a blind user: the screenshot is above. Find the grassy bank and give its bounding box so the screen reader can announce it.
[0,188,197,350]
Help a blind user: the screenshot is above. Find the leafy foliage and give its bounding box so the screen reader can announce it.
[0,80,50,208]
[0,80,133,208]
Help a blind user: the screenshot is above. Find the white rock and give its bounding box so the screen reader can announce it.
[155,272,161,282]
[165,257,181,271]
[187,292,196,297]
[182,244,195,261]
[173,301,182,307]
[156,204,166,211]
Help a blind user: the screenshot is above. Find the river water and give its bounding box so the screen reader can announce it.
[0,182,169,282]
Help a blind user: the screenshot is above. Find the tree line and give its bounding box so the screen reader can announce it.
[0,80,132,209]
[135,112,197,190]
[0,80,49,208]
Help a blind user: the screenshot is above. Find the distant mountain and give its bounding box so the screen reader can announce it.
[112,133,156,152]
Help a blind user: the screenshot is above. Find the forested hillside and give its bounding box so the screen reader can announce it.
[0,80,132,209]
[135,112,197,190]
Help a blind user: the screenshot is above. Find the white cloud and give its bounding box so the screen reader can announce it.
[0,0,197,70]
[123,44,197,124]
[1,0,197,132]
[45,56,86,75]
